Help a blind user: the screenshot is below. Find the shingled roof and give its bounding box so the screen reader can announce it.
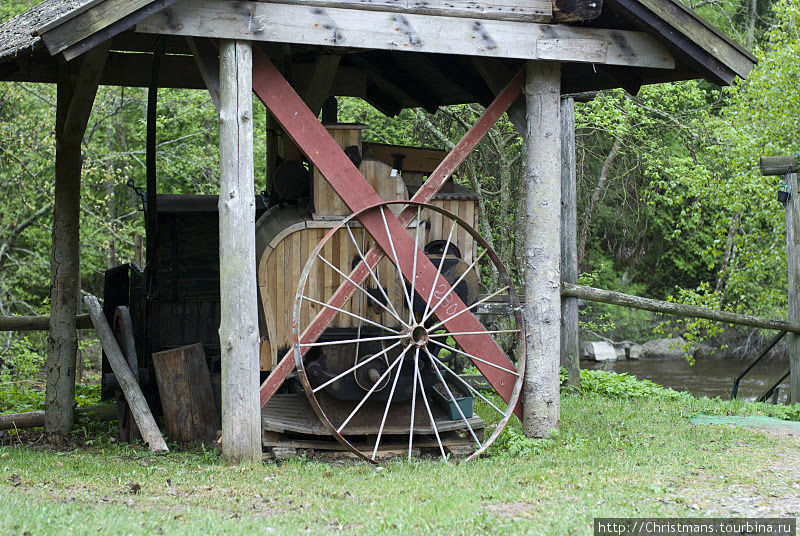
[0,0,91,62]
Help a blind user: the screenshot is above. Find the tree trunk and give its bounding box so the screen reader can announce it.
[560,97,580,388]
[577,138,620,269]
[522,61,562,438]
[218,39,262,462]
[45,63,82,437]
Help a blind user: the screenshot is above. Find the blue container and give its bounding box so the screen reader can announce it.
[432,384,473,420]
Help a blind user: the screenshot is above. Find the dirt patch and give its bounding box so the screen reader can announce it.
[485,500,536,520]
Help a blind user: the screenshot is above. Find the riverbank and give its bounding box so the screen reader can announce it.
[1,373,798,535]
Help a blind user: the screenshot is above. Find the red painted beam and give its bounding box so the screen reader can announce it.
[253,48,524,416]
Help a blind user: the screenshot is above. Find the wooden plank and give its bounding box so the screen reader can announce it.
[137,0,675,69]
[84,295,169,452]
[362,142,447,174]
[258,0,551,22]
[559,97,579,388]
[785,171,800,402]
[152,343,220,444]
[186,37,221,110]
[38,0,157,56]
[218,39,261,462]
[523,61,561,438]
[634,0,754,79]
[760,156,799,176]
[301,54,341,117]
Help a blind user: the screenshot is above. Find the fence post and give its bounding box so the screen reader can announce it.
[786,170,800,403]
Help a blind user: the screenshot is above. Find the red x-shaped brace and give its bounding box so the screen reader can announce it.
[252,48,524,418]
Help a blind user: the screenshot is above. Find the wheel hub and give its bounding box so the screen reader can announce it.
[409,324,429,348]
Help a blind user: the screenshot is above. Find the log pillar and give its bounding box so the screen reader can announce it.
[559,97,579,387]
[45,47,107,436]
[786,170,800,403]
[218,39,261,462]
[522,61,562,438]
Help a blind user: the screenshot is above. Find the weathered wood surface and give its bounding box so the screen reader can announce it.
[300,54,341,117]
[186,37,221,110]
[218,39,261,462]
[362,142,447,174]
[760,156,798,176]
[553,0,603,22]
[152,343,220,443]
[785,171,800,403]
[37,0,157,56]
[137,0,675,69]
[258,0,551,22]
[0,314,92,331]
[562,283,800,334]
[560,97,579,388]
[633,0,754,79]
[0,404,116,431]
[522,61,562,438]
[45,45,108,437]
[84,295,169,452]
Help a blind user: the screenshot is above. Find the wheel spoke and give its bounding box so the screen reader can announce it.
[371,343,408,460]
[312,340,404,394]
[316,253,409,328]
[428,286,510,331]
[424,348,483,448]
[428,338,519,376]
[421,249,488,324]
[379,206,415,316]
[408,206,422,325]
[345,222,404,322]
[422,218,458,321]
[337,345,412,434]
[427,352,507,417]
[407,347,420,461]
[300,334,405,348]
[415,355,446,460]
[301,295,402,334]
[428,329,520,337]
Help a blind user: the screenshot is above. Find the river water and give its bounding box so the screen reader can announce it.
[583,357,790,402]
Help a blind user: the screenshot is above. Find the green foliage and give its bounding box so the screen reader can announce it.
[578,370,689,400]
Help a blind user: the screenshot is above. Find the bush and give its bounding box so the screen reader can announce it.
[578,369,689,400]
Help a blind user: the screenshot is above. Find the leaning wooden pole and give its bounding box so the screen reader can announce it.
[786,170,800,402]
[523,61,562,438]
[218,39,261,462]
[84,295,168,452]
[559,97,579,388]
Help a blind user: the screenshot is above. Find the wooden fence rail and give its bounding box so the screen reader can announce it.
[561,283,800,334]
[0,314,93,332]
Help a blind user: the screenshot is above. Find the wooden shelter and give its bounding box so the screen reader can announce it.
[0,0,755,461]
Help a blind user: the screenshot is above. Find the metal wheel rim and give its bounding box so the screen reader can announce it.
[292,200,525,463]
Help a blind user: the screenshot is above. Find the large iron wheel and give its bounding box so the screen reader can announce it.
[293,201,524,463]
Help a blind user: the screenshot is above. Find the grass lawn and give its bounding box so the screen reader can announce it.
[1,376,799,535]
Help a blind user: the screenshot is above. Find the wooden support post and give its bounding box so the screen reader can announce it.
[560,97,579,388]
[45,46,108,437]
[218,39,261,462]
[523,61,562,438]
[786,170,800,403]
[84,295,169,451]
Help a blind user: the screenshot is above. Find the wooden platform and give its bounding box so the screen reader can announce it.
[262,393,484,436]
[262,393,484,459]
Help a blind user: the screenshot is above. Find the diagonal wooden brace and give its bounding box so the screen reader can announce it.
[252,47,524,417]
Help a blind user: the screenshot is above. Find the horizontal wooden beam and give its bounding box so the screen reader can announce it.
[4,53,367,97]
[259,0,552,23]
[137,0,675,69]
[0,404,116,431]
[760,156,798,176]
[562,282,800,334]
[0,314,93,331]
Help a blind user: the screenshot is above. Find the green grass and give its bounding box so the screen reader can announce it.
[2,383,799,535]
